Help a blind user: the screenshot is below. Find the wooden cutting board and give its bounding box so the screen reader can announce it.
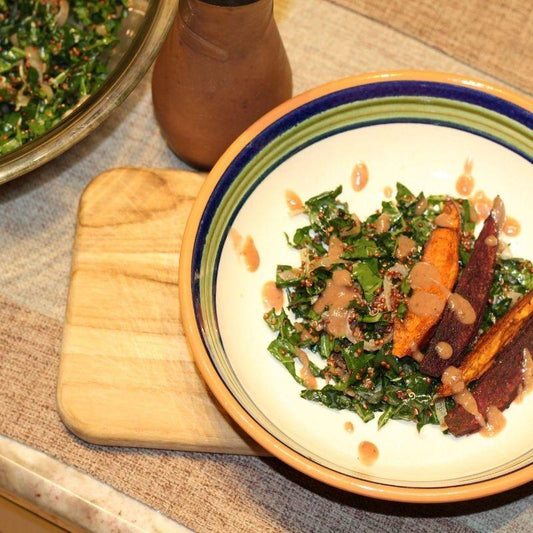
[57,168,264,455]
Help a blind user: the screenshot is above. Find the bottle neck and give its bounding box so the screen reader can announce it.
[179,0,274,50]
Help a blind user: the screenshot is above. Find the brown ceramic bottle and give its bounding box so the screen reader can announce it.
[152,0,293,170]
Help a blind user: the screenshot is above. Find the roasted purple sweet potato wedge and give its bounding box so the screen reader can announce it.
[444,313,533,436]
[420,200,501,377]
[438,288,533,397]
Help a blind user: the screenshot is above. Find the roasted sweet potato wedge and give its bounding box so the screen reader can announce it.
[393,201,460,358]
[420,199,501,377]
[445,313,533,436]
[438,288,533,396]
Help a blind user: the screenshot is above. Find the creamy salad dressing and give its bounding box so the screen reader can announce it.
[447,293,476,325]
[435,341,453,360]
[152,0,292,169]
[395,235,417,259]
[455,158,475,196]
[407,261,477,324]
[351,162,369,191]
[456,174,475,196]
[410,342,425,363]
[296,348,318,390]
[262,281,283,312]
[485,235,498,247]
[230,228,242,251]
[503,216,521,237]
[470,190,492,220]
[285,190,304,215]
[231,229,260,272]
[480,406,506,437]
[441,366,485,427]
[491,196,506,230]
[406,262,446,318]
[308,235,347,271]
[358,441,379,466]
[408,292,446,317]
[409,262,441,290]
[313,269,356,338]
[242,236,260,272]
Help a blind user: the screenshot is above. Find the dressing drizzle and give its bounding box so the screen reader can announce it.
[351,162,369,191]
[358,440,379,466]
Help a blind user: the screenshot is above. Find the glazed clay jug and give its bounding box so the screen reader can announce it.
[152,0,293,170]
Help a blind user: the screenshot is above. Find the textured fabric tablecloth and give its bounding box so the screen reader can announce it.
[1,0,532,531]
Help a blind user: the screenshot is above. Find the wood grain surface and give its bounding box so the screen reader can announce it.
[57,168,264,454]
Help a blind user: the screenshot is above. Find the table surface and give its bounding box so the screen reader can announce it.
[1,0,532,532]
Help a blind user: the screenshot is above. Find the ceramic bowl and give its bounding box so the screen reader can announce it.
[179,71,533,503]
[0,0,178,185]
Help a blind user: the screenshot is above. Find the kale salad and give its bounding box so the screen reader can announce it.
[263,184,533,431]
[0,0,128,155]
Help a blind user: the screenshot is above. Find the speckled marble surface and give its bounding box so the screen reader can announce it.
[0,435,190,532]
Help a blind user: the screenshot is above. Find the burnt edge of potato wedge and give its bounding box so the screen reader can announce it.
[420,206,499,377]
[444,313,533,437]
[437,288,533,397]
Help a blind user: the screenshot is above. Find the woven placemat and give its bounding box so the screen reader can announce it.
[1,0,531,530]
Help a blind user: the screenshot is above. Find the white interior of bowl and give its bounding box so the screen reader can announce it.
[215,122,532,485]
